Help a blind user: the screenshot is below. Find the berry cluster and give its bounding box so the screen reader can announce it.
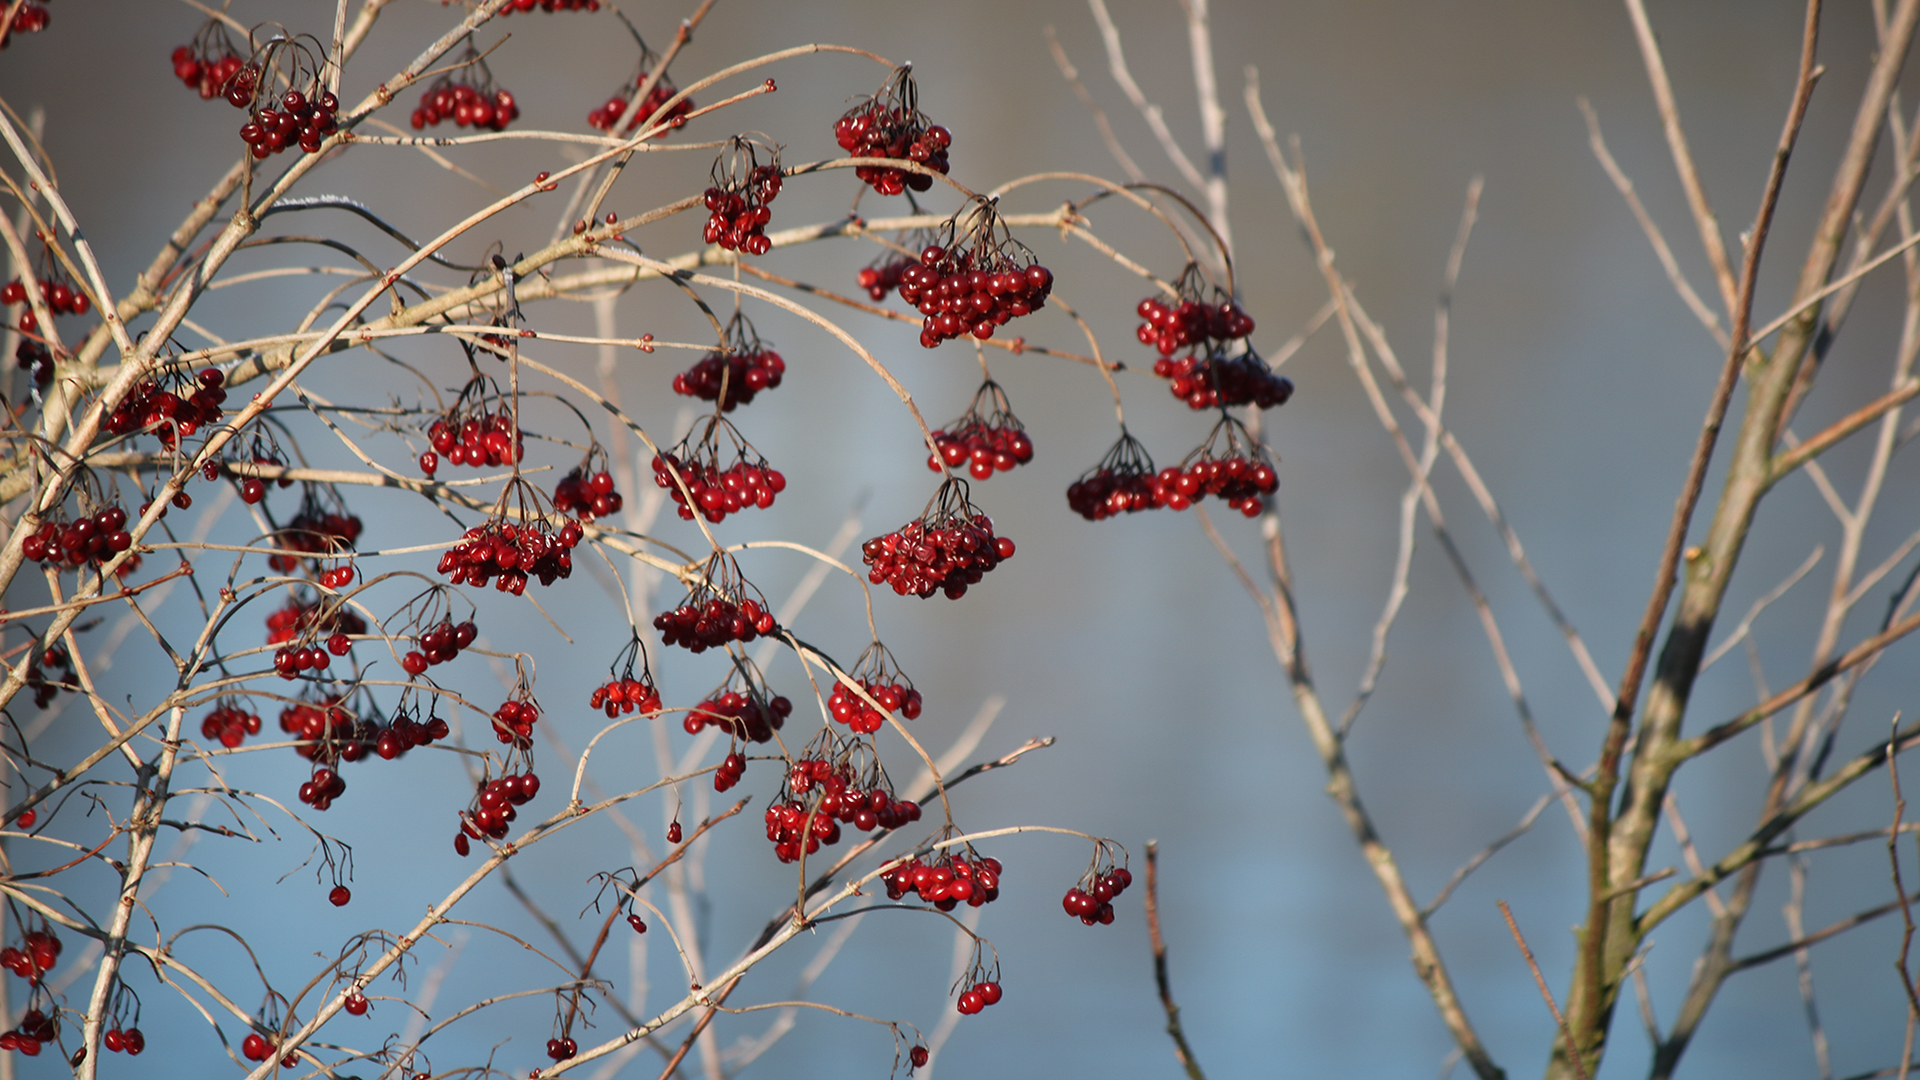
[764,775,916,862]
[374,708,449,760]
[860,479,1015,600]
[438,516,581,594]
[954,977,1004,1016]
[928,379,1034,480]
[265,596,367,647]
[103,368,226,447]
[171,20,245,99]
[551,465,624,521]
[1134,290,1255,357]
[424,407,524,472]
[712,749,747,792]
[1175,452,1280,517]
[0,1010,55,1056]
[673,313,786,411]
[400,619,478,676]
[1061,864,1132,926]
[684,686,789,743]
[278,694,372,766]
[267,491,363,571]
[0,2,49,47]
[588,66,690,132]
[544,1037,578,1062]
[652,428,786,524]
[882,852,1000,910]
[856,253,913,300]
[588,636,662,717]
[241,1031,294,1065]
[456,769,542,854]
[3,273,91,330]
[20,505,132,570]
[1066,430,1163,521]
[298,764,349,812]
[701,138,783,256]
[238,87,341,157]
[101,1027,146,1055]
[895,204,1053,346]
[0,929,59,982]
[828,643,921,734]
[1153,348,1295,411]
[200,702,263,749]
[655,554,776,651]
[489,689,544,747]
[495,0,599,13]
[833,66,951,195]
[411,48,518,132]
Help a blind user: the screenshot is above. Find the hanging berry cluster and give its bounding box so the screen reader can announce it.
[103,367,227,447]
[652,415,786,524]
[701,137,783,256]
[588,38,691,133]
[833,65,952,196]
[828,643,922,734]
[766,740,918,862]
[673,311,787,411]
[456,767,542,854]
[1135,272,1255,358]
[423,381,525,473]
[411,43,519,131]
[269,488,364,570]
[1060,844,1132,926]
[954,973,1004,1016]
[1066,429,1162,521]
[551,452,624,521]
[20,504,132,571]
[928,379,1034,480]
[0,3,49,47]
[3,266,90,332]
[200,701,263,749]
[654,553,777,652]
[171,19,246,99]
[400,617,478,676]
[712,749,747,792]
[223,32,340,158]
[685,680,790,743]
[0,926,60,983]
[495,0,599,15]
[1156,346,1295,411]
[265,594,367,648]
[883,850,1000,910]
[1174,418,1282,517]
[894,201,1053,347]
[0,1009,56,1056]
[860,479,1015,600]
[588,636,663,717]
[373,705,449,760]
[437,482,582,593]
[489,685,544,747]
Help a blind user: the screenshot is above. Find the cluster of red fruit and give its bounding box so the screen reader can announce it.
[455,770,542,855]
[551,467,624,520]
[544,1037,579,1062]
[0,3,49,46]
[438,519,581,593]
[928,380,1034,480]
[411,78,519,132]
[589,674,661,717]
[855,253,913,300]
[0,930,59,982]
[200,702,263,748]
[1061,865,1132,926]
[652,451,786,524]
[882,852,1000,910]
[833,66,951,195]
[171,35,245,99]
[423,409,524,473]
[2,275,91,328]
[298,764,349,812]
[712,750,747,792]
[795,758,922,829]
[896,244,1053,347]
[374,710,449,760]
[241,1031,296,1066]
[701,163,783,255]
[103,368,226,447]
[237,87,341,158]
[0,1010,56,1057]
[954,977,1004,1016]
[487,696,543,748]
[20,505,132,570]
[267,501,364,570]
[587,69,690,132]
[861,483,1015,600]
[265,599,366,654]
[280,695,392,767]
[100,1026,146,1056]
[827,678,921,735]
[1134,293,1255,356]
[400,619,478,676]
[672,346,786,411]
[654,573,777,652]
[684,688,790,743]
[1153,350,1295,411]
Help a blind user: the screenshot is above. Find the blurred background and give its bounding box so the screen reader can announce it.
[4,1,1919,1077]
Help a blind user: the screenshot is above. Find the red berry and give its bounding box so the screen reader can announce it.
[328,885,351,907]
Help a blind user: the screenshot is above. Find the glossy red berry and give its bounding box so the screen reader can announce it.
[328,885,351,907]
